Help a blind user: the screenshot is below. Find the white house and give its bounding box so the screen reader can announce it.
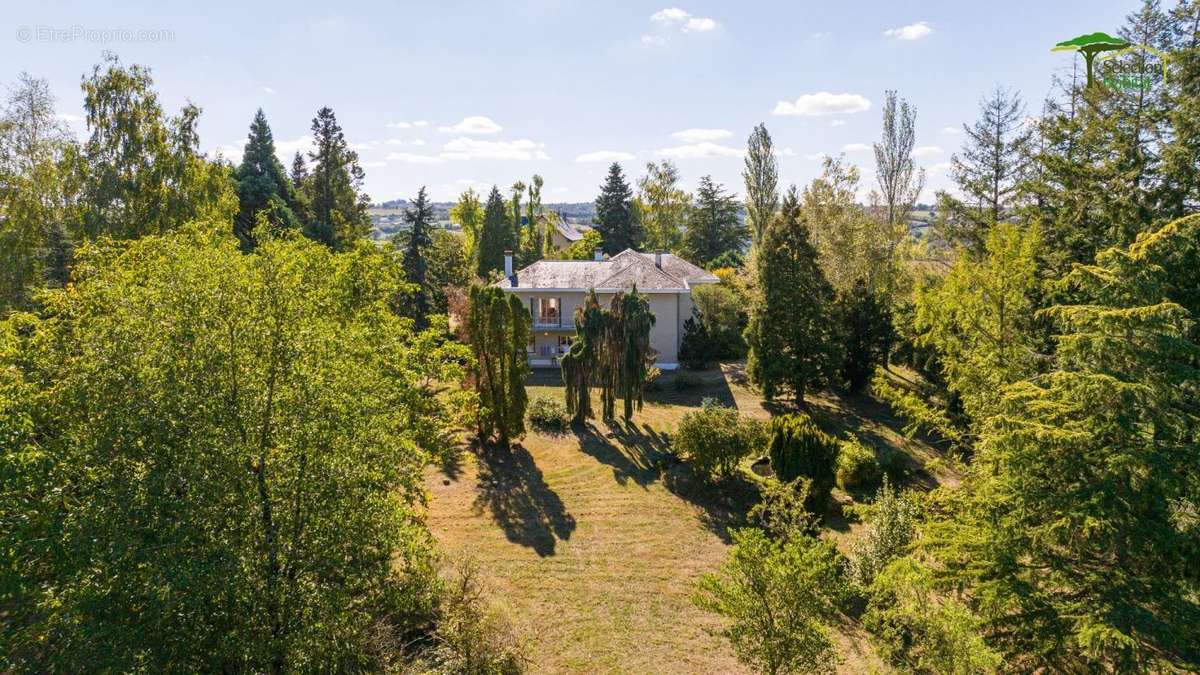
[495,248,718,369]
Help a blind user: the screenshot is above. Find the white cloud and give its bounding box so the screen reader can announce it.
[413,120,429,127]
[671,128,732,142]
[656,142,743,159]
[441,137,548,161]
[361,161,387,168]
[275,135,314,157]
[261,86,276,95]
[645,7,719,42]
[349,142,373,151]
[805,152,828,160]
[651,7,690,23]
[684,17,717,32]
[386,121,412,129]
[841,143,871,152]
[928,161,953,175]
[773,92,871,116]
[386,152,444,164]
[777,147,797,157]
[438,115,503,135]
[411,139,427,146]
[830,120,846,127]
[884,21,932,41]
[575,150,636,163]
[941,126,961,135]
[811,31,832,40]
[913,145,943,157]
[56,112,82,123]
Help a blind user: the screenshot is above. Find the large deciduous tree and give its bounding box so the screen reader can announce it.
[872,90,924,259]
[0,227,470,672]
[636,160,691,253]
[743,123,779,247]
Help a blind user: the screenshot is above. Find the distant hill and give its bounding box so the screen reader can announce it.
[368,200,598,240]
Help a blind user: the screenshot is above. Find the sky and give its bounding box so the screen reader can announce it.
[3,0,1142,203]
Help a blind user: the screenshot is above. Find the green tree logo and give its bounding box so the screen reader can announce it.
[1053,32,1171,92]
[1052,32,1130,89]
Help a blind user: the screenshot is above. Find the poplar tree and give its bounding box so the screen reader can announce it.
[745,188,838,403]
[304,106,370,250]
[233,109,300,249]
[401,186,434,329]
[593,162,641,254]
[872,90,924,257]
[743,123,780,246]
[467,285,531,448]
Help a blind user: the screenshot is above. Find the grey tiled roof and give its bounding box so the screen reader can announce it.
[496,249,718,291]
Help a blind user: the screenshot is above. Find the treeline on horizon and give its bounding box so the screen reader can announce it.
[1,0,1199,672]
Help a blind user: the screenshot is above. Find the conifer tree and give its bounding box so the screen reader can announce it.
[476,186,513,277]
[935,87,1032,254]
[401,186,434,330]
[561,290,605,423]
[303,106,370,250]
[684,175,747,268]
[745,188,839,403]
[743,123,780,246]
[233,109,300,250]
[467,285,530,448]
[593,162,641,254]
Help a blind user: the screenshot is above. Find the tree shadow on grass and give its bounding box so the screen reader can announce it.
[662,463,763,544]
[472,443,576,557]
[571,419,668,488]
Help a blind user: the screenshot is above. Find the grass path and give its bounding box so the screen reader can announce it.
[425,365,949,673]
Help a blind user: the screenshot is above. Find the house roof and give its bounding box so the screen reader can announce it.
[497,249,718,292]
[554,219,586,242]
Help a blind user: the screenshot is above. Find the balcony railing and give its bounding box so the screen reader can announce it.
[533,315,563,328]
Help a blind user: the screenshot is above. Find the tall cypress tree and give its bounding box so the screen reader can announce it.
[233,109,300,250]
[304,107,370,250]
[467,285,530,448]
[745,187,839,403]
[401,186,434,330]
[593,162,641,254]
[476,186,513,277]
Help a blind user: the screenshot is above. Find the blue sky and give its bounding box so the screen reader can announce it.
[4,0,1139,203]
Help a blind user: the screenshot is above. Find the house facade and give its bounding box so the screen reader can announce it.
[496,248,718,369]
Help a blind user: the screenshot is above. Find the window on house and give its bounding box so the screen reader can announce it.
[557,335,572,354]
[532,297,561,325]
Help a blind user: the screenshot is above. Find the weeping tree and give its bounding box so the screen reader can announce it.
[467,285,531,447]
[562,289,606,423]
[611,290,656,421]
[562,287,656,423]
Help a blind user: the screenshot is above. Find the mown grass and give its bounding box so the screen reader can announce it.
[424,363,954,673]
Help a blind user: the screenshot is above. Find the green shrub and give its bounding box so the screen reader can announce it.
[675,403,768,479]
[527,396,568,433]
[835,436,882,491]
[767,414,839,514]
[644,367,663,392]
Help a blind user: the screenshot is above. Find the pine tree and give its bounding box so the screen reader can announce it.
[743,123,779,246]
[925,215,1200,670]
[684,176,746,268]
[476,186,513,277]
[467,285,530,448]
[401,186,434,330]
[935,87,1032,254]
[593,162,641,254]
[304,106,370,250]
[745,188,839,403]
[233,109,300,250]
[835,279,894,393]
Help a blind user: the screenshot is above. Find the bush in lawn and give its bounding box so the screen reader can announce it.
[767,414,839,514]
[527,396,568,433]
[835,436,882,492]
[675,403,768,480]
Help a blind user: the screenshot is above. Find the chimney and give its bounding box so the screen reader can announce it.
[655,250,663,269]
[504,250,513,278]
[593,248,603,261]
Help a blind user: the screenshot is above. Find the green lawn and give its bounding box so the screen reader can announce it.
[425,363,955,673]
